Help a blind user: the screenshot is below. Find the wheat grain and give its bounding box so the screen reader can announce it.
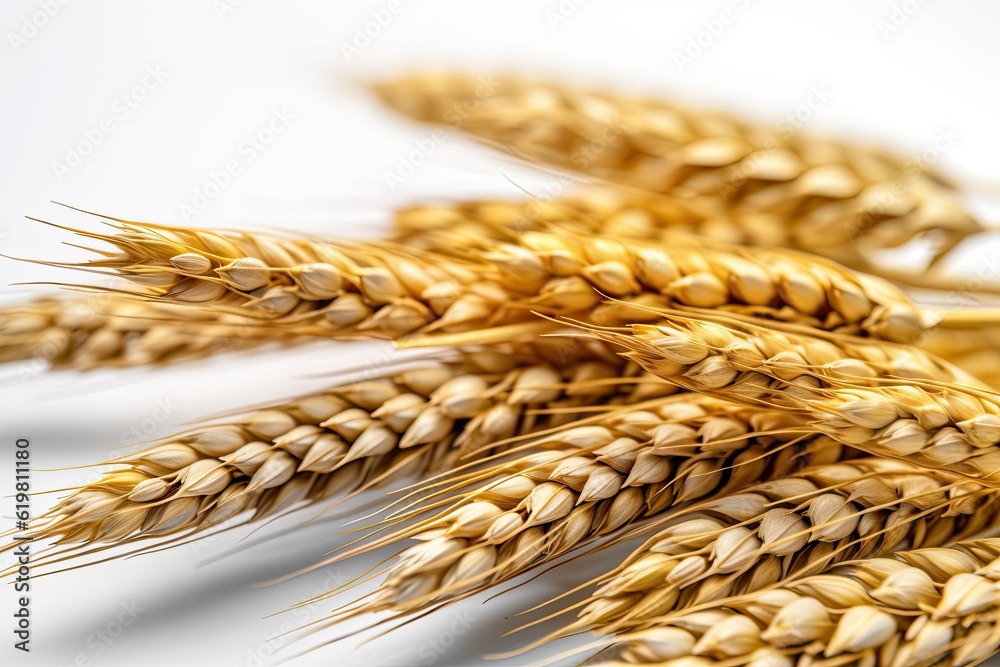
[801,384,1000,486]
[13,71,1000,665]
[590,537,1000,666]
[373,73,983,274]
[461,230,988,345]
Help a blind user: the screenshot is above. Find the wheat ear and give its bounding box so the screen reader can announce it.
[12,344,666,569]
[591,537,1000,666]
[373,73,984,275]
[393,187,797,254]
[393,187,1000,299]
[0,296,305,369]
[296,399,841,634]
[33,216,522,336]
[45,217,985,345]
[556,458,997,639]
[573,309,1000,484]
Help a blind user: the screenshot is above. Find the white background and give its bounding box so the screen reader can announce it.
[2,1,1000,666]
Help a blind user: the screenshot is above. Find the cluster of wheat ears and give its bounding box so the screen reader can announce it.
[7,73,1000,666]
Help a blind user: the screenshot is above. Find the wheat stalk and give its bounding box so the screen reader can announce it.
[297,399,842,633]
[0,296,303,369]
[590,537,1000,666]
[373,73,984,277]
[556,458,998,639]
[14,344,664,568]
[43,216,990,346]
